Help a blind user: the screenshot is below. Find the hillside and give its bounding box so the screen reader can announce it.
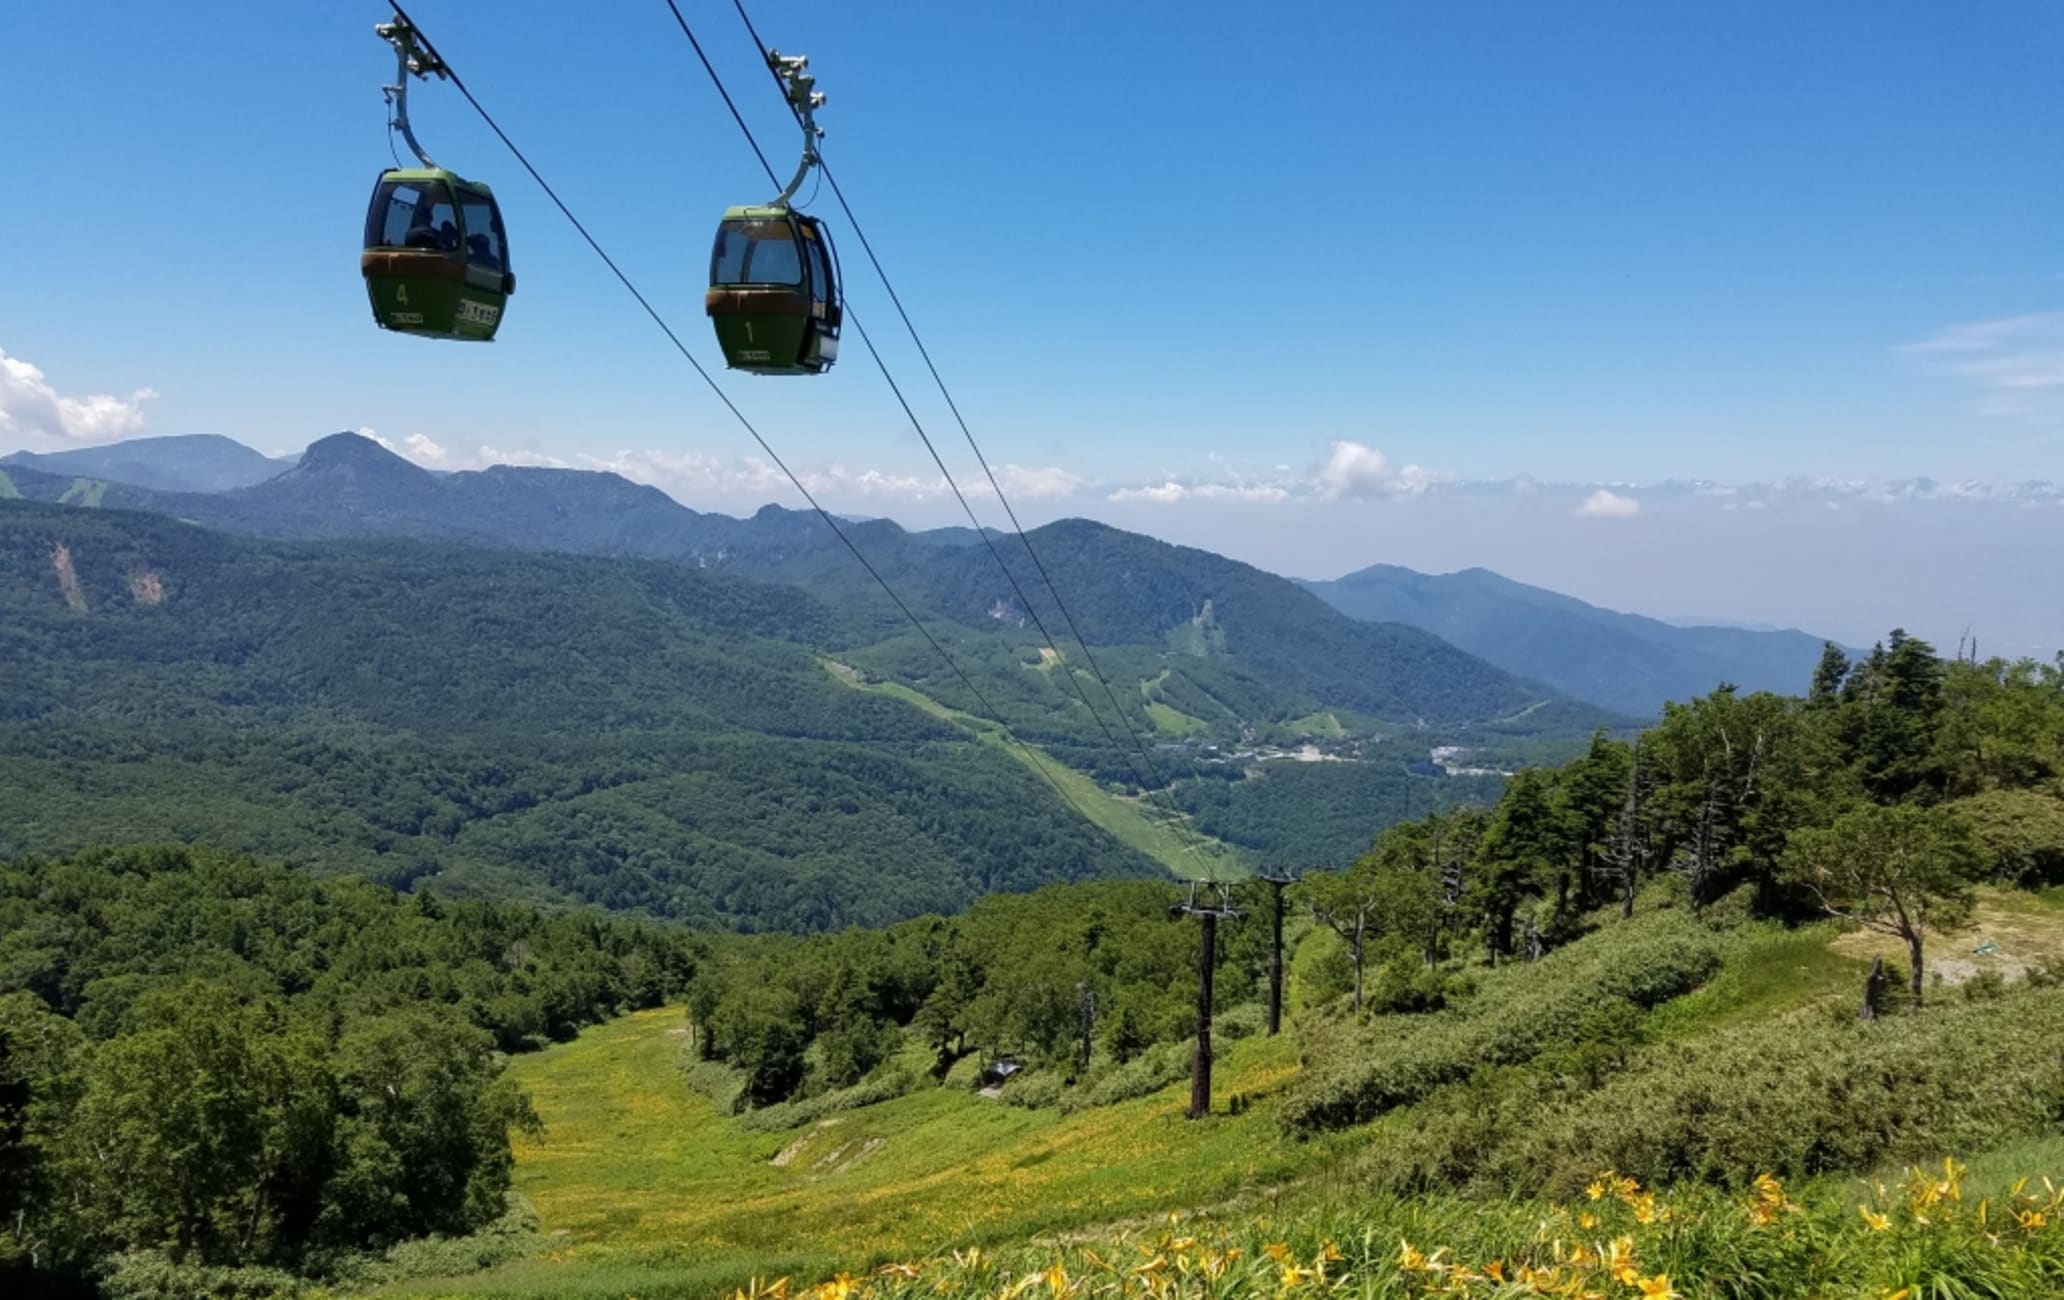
[6,597,2064,1297]
[0,501,1163,929]
[1,433,294,493]
[1302,561,1838,716]
[3,434,1614,737]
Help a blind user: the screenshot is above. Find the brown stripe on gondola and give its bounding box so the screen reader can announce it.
[705,287,814,317]
[360,250,468,281]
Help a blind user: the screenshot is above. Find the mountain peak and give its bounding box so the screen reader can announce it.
[293,432,433,482]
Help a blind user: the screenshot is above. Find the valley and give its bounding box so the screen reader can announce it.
[4,434,2063,1300]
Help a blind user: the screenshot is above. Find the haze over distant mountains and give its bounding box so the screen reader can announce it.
[0,431,1864,719]
[1300,564,1838,717]
[1,433,295,493]
[3,432,1635,923]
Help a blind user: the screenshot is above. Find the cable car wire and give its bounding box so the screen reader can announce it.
[677,0,1229,883]
[725,0,1213,833]
[376,1,1113,843]
[723,0,1228,882]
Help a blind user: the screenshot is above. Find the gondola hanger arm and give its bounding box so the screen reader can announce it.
[768,49,826,208]
[378,13,450,170]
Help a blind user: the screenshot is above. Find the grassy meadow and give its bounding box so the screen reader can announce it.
[358,888,2064,1298]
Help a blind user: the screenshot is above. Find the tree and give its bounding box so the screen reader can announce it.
[1952,788,2064,886]
[57,983,334,1265]
[1837,630,1948,803]
[1809,641,1850,705]
[1471,769,1557,958]
[1300,865,1382,1013]
[1601,739,1657,919]
[1554,732,1634,916]
[1783,803,1984,1004]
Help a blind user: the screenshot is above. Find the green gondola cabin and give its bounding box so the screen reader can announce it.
[361,168,514,341]
[705,206,841,375]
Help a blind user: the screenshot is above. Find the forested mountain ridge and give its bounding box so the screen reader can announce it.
[0,433,295,493]
[1301,562,1840,716]
[3,433,1615,738]
[0,501,1161,929]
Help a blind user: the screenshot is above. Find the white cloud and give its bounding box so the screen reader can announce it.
[991,464,1086,500]
[579,449,1081,505]
[403,433,450,466]
[1313,439,1440,500]
[1108,480,1190,504]
[1315,440,1391,499]
[0,346,155,450]
[1107,479,1290,505]
[1900,312,2064,424]
[1575,488,1641,518]
[477,443,569,469]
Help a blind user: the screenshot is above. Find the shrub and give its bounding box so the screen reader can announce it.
[736,1068,917,1133]
[1282,910,1723,1133]
[1511,982,2064,1195]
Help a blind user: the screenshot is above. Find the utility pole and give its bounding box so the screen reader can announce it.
[1172,881,1242,1119]
[1257,868,1298,1036]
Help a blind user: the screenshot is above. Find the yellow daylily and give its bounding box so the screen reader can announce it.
[1600,1235,1639,1286]
[1859,1206,1892,1232]
[1636,1276,1677,1300]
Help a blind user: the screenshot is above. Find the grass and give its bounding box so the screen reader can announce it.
[363,1007,1322,1298]
[1645,921,1865,1039]
[58,476,106,507]
[1827,884,2064,988]
[826,661,1247,880]
[0,470,18,500]
[1138,670,1210,737]
[1283,712,1345,739]
[358,904,2064,1298]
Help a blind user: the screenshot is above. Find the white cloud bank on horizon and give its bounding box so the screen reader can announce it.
[0,347,156,451]
[1901,311,2064,425]
[1575,488,1641,518]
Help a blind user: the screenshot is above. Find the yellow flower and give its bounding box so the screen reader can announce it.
[1859,1206,1892,1232]
[1318,1241,1344,1264]
[1483,1260,1506,1283]
[1636,1276,1677,1300]
[2017,1209,2049,1232]
[1587,1179,1609,1202]
[1577,1211,1599,1230]
[1263,1243,1291,1264]
[1278,1264,1317,1290]
[810,1274,860,1300]
[1601,1236,1639,1286]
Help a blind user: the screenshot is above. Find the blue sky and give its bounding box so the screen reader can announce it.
[3,1,2061,648]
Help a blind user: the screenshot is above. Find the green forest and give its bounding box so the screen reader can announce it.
[10,489,2064,1297]
[0,500,1583,929]
[0,845,701,1295]
[6,622,2064,1296]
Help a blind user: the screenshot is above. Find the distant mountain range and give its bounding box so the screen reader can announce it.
[1300,564,1837,717]
[0,502,1163,930]
[1,433,294,493]
[0,433,1634,927]
[0,432,1614,735]
[0,432,1844,722]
